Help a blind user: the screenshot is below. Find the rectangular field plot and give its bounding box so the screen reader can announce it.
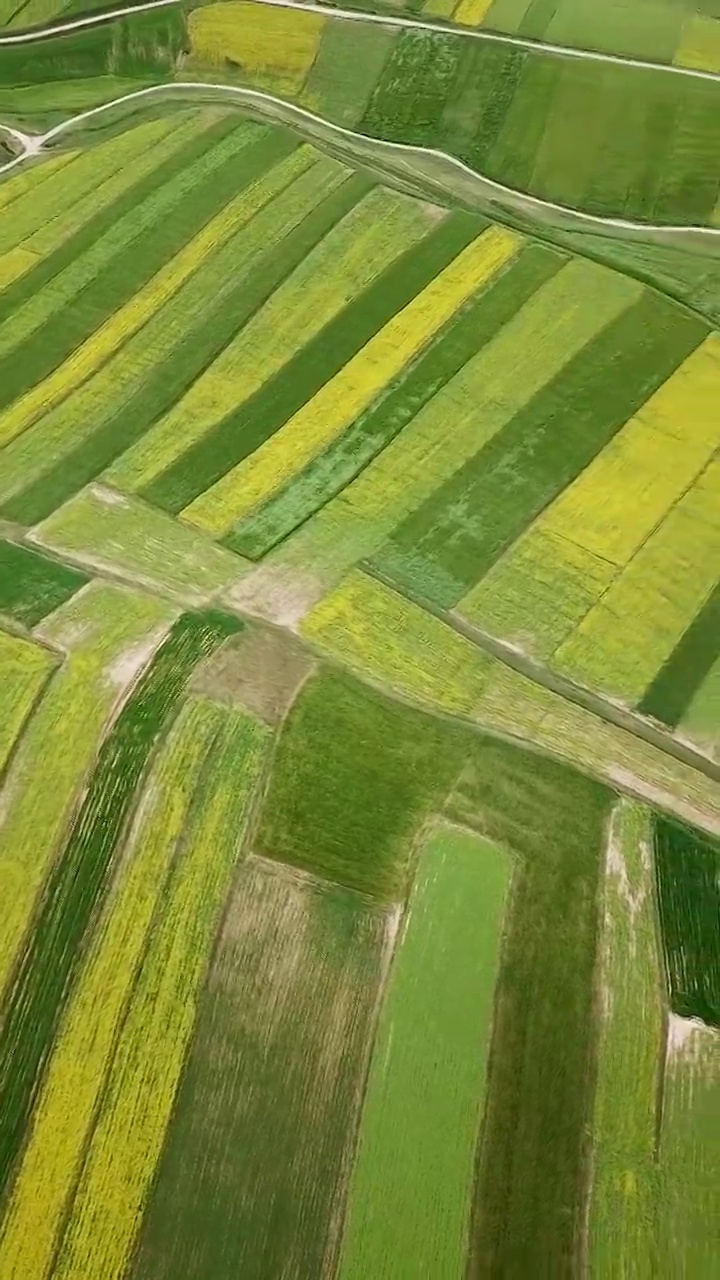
[50,707,267,1280]
[0,538,86,627]
[129,856,391,1280]
[339,823,511,1280]
[654,816,720,1028]
[659,1018,720,1273]
[588,800,664,1275]
[257,668,469,901]
[32,485,247,605]
[187,1,326,95]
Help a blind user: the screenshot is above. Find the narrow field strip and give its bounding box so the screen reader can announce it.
[302,569,491,715]
[458,317,714,654]
[654,816,719,1027]
[0,608,240,1203]
[0,153,77,220]
[129,856,389,1280]
[0,582,174,1014]
[53,708,267,1280]
[0,538,86,626]
[0,246,38,289]
[588,800,663,1275]
[0,146,318,517]
[0,148,343,518]
[257,258,642,597]
[189,224,521,537]
[554,456,720,704]
[0,696,224,1280]
[140,209,485,516]
[32,486,247,605]
[0,629,54,778]
[640,580,720,731]
[114,177,425,496]
[373,285,705,607]
[659,1018,720,1272]
[229,240,564,559]
[0,124,294,446]
[339,822,510,1280]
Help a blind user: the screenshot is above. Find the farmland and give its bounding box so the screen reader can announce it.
[0,0,718,1276]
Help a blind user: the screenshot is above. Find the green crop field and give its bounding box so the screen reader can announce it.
[0,0,717,1275]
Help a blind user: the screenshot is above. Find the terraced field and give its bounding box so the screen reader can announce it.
[0,1,718,1276]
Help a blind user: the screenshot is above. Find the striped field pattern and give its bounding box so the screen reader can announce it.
[0,66,718,1280]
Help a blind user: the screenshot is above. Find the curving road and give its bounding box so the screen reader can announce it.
[0,0,719,87]
[1,79,716,244]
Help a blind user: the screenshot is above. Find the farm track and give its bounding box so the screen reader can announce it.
[2,0,720,87]
[363,565,720,787]
[2,81,719,244]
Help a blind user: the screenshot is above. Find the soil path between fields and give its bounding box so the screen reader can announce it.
[1,0,720,88]
[2,80,718,244]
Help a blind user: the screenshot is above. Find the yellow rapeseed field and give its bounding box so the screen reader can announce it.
[675,14,720,73]
[183,225,522,535]
[53,711,266,1280]
[453,0,495,26]
[460,528,617,660]
[554,455,720,703]
[0,699,222,1280]
[302,569,490,714]
[0,584,173,1004]
[188,2,326,92]
[0,144,292,447]
[541,335,720,566]
[111,184,429,495]
[0,629,54,775]
[0,246,40,290]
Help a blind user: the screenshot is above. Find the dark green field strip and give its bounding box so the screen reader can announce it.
[656,78,720,224]
[0,609,241,1200]
[0,124,298,418]
[256,669,467,901]
[0,539,86,627]
[361,28,464,147]
[1,161,353,526]
[450,741,611,1274]
[131,860,388,1280]
[372,292,707,607]
[226,242,566,559]
[142,210,484,515]
[654,816,720,1028]
[639,581,720,729]
[0,9,183,85]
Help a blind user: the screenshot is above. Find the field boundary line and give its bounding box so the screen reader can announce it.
[361,564,720,786]
[3,82,717,242]
[1,0,720,86]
